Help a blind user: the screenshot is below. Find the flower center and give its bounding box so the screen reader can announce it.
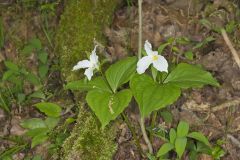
[152,55,158,61]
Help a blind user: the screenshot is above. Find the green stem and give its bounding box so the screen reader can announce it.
[140,117,153,154]
[150,111,157,142]
[121,113,143,155]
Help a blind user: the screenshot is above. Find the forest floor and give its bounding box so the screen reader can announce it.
[0,0,240,160]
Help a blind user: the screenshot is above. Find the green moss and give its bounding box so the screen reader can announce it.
[56,0,118,81]
[62,105,117,160]
[55,0,118,159]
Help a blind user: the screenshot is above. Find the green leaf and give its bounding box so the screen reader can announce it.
[25,73,41,85]
[193,36,215,49]
[169,128,177,144]
[32,155,42,160]
[25,128,48,137]
[4,61,19,72]
[105,57,137,92]
[164,63,219,89]
[29,38,42,50]
[31,133,48,148]
[184,51,193,60]
[157,143,174,157]
[21,45,34,55]
[86,89,132,128]
[130,74,181,117]
[160,111,173,123]
[38,64,48,79]
[45,117,59,129]
[175,137,187,158]
[177,121,189,137]
[65,77,112,93]
[158,43,169,54]
[38,51,48,64]
[29,91,46,99]
[188,132,210,146]
[2,70,14,81]
[34,102,62,117]
[17,93,26,103]
[20,118,46,129]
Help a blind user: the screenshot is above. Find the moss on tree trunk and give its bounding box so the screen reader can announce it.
[55,0,119,159]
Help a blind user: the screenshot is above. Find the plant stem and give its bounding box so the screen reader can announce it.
[140,117,153,154]
[121,113,143,155]
[150,111,157,142]
[138,0,142,59]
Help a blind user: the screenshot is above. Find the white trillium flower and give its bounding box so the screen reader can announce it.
[72,45,99,80]
[137,40,168,74]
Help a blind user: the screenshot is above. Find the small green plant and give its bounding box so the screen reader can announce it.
[156,121,210,159]
[66,40,219,158]
[20,102,62,148]
[0,38,49,112]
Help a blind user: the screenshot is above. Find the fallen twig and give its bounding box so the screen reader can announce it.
[221,29,240,69]
[212,98,240,112]
[227,134,240,149]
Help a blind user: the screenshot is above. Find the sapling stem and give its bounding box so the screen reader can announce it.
[138,0,142,59]
[121,113,143,155]
[140,117,153,154]
[137,0,153,154]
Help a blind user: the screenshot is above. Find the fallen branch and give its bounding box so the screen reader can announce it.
[221,29,240,69]
[212,98,240,112]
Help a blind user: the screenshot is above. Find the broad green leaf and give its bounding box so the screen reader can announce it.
[38,51,48,64]
[20,118,46,129]
[105,57,137,92]
[4,61,19,72]
[25,128,48,137]
[175,137,187,158]
[29,91,46,99]
[45,117,59,129]
[164,63,219,89]
[34,102,62,117]
[157,143,174,157]
[86,89,132,128]
[31,133,48,148]
[38,64,48,78]
[130,74,181,117]
[169,128,177,144]
[30,38,42,50]
[188,132,210,146]
[25,73,41,85]
[65,77,112,93]
[177,121,189,137]
[2,70,14,81]
[21,45,34,55]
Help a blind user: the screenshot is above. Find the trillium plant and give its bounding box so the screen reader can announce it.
[66,40,219,158]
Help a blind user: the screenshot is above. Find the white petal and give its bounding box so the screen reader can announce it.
[90,45,98,64]
[152,55,168,72]
[84,67,94,80]
[137,56,153,74]
[144,40,154,56]
[72,60,91,71]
